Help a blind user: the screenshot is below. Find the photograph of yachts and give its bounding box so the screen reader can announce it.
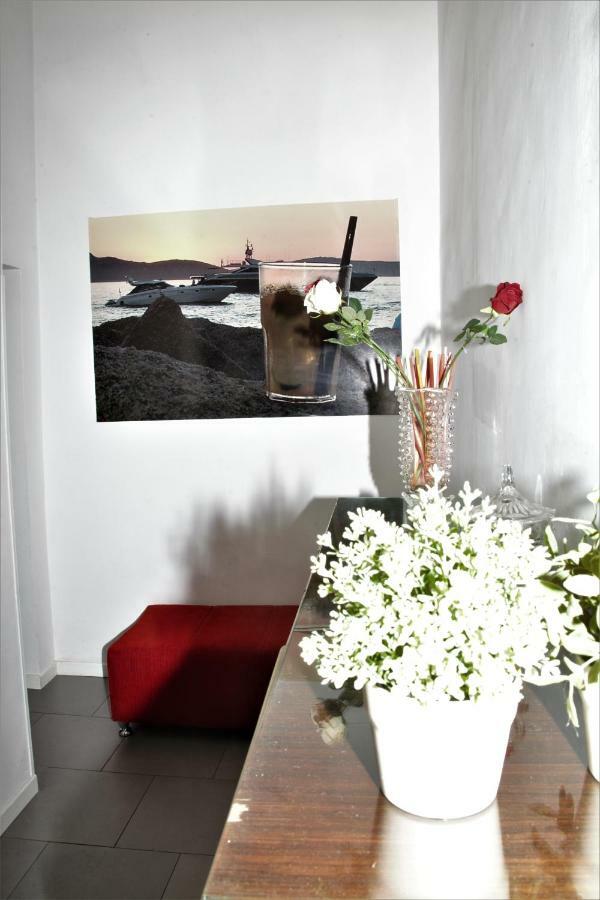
[89,198,401,421]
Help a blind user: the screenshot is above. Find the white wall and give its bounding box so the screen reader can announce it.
[29,0,440,670]
[0,0,55,685]
[1,271,38,831]
[439,0,599,514]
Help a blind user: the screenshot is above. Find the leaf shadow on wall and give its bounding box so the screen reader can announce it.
[540,473,584,519]
[171,476,337,606]
[443,285,497,341]
[444,284,503,493]
[364,360,401,497]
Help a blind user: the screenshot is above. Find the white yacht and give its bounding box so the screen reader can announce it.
[106,278,237,308]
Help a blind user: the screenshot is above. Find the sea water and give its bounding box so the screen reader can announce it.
[90,277,402,331]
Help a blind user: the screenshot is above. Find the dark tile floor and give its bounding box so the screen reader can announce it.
[1,677,249,899]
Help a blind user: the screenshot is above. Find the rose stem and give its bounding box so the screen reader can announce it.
[439,313,494,387]
[395,355,411,387]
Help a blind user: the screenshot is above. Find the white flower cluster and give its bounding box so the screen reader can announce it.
[300,473,568,704]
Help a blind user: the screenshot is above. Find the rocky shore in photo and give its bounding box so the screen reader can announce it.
[93,298,400,421]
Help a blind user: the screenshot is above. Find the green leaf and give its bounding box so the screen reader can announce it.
[465,318,480,329]
[349,297,362,312]
[340,306,357,322]
[325,337,343,345]
[578,549,600,577]
[487,325,498,336]
[588,660,600,684]
[489,333,507,344]
[323,322,341,331]
[538,576,564,592]
[365,308,374,322]
[546,525,559,554]
[469,323,487,333]
[454,331,466,342]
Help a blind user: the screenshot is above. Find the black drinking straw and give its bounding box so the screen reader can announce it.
[314,216,358,397]
[337,215,357,291]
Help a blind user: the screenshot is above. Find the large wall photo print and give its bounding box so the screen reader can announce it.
[90,199,401,421]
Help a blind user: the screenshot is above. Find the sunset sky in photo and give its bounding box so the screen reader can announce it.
[89,199,399,265]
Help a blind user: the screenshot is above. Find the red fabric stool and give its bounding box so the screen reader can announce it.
[107,604,296,732]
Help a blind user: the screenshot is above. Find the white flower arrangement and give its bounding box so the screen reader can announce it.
[542,490,600,724]
[300,471,568,704]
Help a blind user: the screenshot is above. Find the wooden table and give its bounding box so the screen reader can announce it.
[204,499,600,899]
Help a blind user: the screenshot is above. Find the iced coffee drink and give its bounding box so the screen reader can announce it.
[259,263,351,403]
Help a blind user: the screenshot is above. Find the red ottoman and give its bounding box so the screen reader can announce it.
[107,604,296,732]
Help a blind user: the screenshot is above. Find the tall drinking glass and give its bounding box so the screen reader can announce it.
[259,263,352,403]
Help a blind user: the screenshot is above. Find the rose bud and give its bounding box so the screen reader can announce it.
[304,278,343,316]
[491,282,523,315]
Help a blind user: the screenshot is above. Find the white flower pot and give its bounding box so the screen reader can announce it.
[365,684,520,819]
[579,681,599,781]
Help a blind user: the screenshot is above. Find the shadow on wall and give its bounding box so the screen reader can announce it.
[365,359,400,497]
[443,284,503,495]
[446,284,587,512]
[541,472,587,520]
[170,356,423,606]
[443,284,497,342]
[171,476,337,606]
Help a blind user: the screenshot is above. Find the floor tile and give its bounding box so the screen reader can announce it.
[28,711,43,727]
[28,676,107,717]
[103,728,228,778]
[214,738,250,781]
[0,838,46,898]
[92,698,111,718]
[118,777,236,854]
[9,843,177,900]
[4,767,151,847]
[32,715,122,771]
[162,854,213,899]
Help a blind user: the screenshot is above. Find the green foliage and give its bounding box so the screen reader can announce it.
[544,500,600,722]
[324,296,381,353]
[454,316,508,348]
[316,293,512,390]
[588,659,600,684]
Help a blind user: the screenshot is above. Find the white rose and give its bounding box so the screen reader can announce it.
[304,279,342,315]
[563,573,600,598]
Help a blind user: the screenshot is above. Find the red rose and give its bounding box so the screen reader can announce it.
[491,282,523,315]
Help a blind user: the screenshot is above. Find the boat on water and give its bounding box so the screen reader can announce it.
[105,278,237,308]
[199,241,378,294]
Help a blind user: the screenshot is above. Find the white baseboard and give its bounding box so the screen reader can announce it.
[55,659,106,677]
[1,774,38,833]
[25,662,57,690]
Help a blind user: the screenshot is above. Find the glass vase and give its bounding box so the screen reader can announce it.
[259,262,351,403]
[397,387,457,492]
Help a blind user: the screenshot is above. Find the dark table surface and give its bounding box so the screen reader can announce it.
[204,499,600,899]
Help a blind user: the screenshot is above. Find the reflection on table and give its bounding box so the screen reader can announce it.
[205,633,599,898]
